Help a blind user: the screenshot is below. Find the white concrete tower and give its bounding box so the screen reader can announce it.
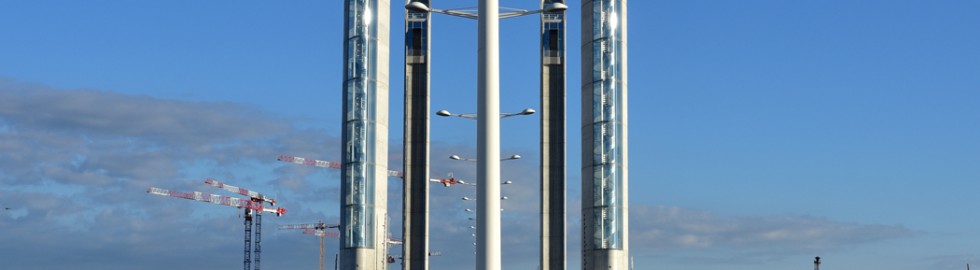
[540,0,568,269]
[581,0,629,269]
[402,0,432,269]
[341,0,390,269]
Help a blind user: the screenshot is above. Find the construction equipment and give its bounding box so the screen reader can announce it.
[431,173,476,187]
[277,154,477,187]
[278,154,403,178]
[280,222,340,270]
[148,179,284,270]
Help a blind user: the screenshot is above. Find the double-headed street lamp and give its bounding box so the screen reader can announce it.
[462,196,508,201]
[450,154,521,162]
[436,108,535,120]
[406,2,568,20]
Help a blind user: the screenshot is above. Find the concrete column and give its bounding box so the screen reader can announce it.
[402,0,432,269]
[540,1,567,269]
[582,0,628,269]
[341,0,390,269]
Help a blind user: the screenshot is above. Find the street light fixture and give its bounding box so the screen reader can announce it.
[436,108,535,120]
[406,2,567,20]
[463,196,509,201]
[450,154,521,161]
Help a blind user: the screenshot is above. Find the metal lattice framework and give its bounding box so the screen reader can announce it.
[147,179,284,270]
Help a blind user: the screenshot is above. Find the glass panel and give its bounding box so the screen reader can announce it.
[591,0,625,250]
[342,0,379,249]
[406,12,428,57]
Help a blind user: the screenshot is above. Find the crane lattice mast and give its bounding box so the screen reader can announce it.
[280,222,340,270]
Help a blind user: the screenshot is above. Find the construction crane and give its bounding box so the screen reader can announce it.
[277,154,477,187]
[279,222,340,270]
[205,178,276,205]
[278,154,402,178]
[147,179,285,270]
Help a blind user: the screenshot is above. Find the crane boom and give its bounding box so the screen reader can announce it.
[278,154,404,178]
[147,187,286,216]
[304,229,341,238]
[278,223,340,230]
[277,155,342,169]
[205,178,276,205]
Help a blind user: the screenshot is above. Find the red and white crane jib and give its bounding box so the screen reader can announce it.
[277,155,342,169]
[278,223,340,230]
[278,154,404,178]
[280,154,468,186]
[204,178,276,206]
[278,154,485,187]
[304,229,340,238]
[147,187,286,216]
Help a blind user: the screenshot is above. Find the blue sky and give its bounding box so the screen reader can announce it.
[1,1,978,269]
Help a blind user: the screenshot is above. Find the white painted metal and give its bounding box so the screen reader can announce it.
[477,0,501,269]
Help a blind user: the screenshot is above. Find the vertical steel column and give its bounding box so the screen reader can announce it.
[254,212,262,270]
[581,0,629,269]
[540,1,567,269]
[402,1,432,269]
[320,235,326,270]
[477,0,501,269]
[244,209,253,270]
[342,0,390,269]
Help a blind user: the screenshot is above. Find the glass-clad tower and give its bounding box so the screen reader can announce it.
[341,0,390,269]
[581,0,628,268]
[402,0,431,269]
[540,0,567,269]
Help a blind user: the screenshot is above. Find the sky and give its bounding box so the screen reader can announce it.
[0,0,978,269]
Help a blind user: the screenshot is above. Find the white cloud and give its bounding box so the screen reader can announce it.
[0,79,923,269]
[0,79,340,270]
[630,204,917,263]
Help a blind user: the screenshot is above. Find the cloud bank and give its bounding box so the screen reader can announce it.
[0,79,917,269]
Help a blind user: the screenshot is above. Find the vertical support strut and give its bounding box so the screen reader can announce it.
[403,1,432,269]
[540,1,567,269]
[244,209,253,270]
[254,211,262,270]
[320,234,326,270]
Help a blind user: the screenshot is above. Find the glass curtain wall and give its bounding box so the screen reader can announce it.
[590,0,626,250]
[343,0,380,249]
